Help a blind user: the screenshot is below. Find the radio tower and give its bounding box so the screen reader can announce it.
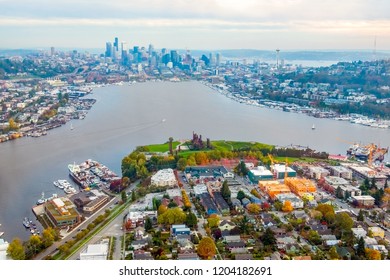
[276,49,280,69]
[373,36,377,62]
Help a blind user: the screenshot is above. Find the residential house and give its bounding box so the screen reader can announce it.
[132,239,149,250]
[219,220,236,232]
[351,227,367,239]
[235,253,253,260]
[133,250,154,260]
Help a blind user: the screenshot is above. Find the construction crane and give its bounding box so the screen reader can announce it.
[267,154,289,181]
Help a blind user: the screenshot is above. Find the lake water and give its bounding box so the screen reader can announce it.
[0,80,389,240]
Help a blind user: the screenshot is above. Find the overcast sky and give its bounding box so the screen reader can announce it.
[1,0,390,51]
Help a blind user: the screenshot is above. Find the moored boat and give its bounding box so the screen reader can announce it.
[23,217,31,228]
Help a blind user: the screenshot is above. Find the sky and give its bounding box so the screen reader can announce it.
[1,0,390,51]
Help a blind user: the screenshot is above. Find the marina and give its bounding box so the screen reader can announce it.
[68,159,120,190]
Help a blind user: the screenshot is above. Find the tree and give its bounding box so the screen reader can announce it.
[207,214,220,228]
[335,212,353,232]
[168,137,174,155]
[27,235,42,256]
[186,211,198,229]
[261,227,277,249]
[42,227,57,248]
[235,161,249,176]
[158,204,168,215]
[221,180,231,201]
[121,191,127,203]
[329,246,340,260]
[357,210,365,222]
[307,230,322,245]
[7,238,25,260]
[357,237,365,257]
[247,203,261,214]
[131,191,137,202]
[282,200,293,212]
[177,158,188,171]
[144,216,153,232]
[8,118,19,131]
[365,248,381,260]
[157,207,187,226]
[315,203,335,217]
[197,237,216,260]
[336,186,343,199]
[237,190,246,201]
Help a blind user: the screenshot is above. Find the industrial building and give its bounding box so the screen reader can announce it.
[309,166,330,180]
[347,165,388,188]
[80,240,109,260]
[329,166,353,180]
[270,164,297,179]
[247,166,274,183]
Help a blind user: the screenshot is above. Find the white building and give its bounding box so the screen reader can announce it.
[80,240,109,260]
[151,168,177,187]
[0,239,9,260]
[329,166,353,180]
[309,166,329,180]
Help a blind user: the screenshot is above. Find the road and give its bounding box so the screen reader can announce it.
[34,180,140,260]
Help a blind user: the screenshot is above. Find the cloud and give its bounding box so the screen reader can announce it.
[1,0,389,49]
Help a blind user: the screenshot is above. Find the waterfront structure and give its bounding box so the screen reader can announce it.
[44,197,81,228]
[151,168,177,187]
[71,190,110,215]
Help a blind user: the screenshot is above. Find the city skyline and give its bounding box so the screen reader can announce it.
[1,0,390,51]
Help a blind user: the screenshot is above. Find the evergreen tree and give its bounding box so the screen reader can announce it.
[237,190,246,201]
[261,227,277,249]
[336,186,343,199]
[144,216,153,232]
[357,237,365,257]
[357,210,365,222]
[221,180,231,201]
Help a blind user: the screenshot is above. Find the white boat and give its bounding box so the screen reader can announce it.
[312,124,315,130]
[0,232,4,237]
[36,192,46,205]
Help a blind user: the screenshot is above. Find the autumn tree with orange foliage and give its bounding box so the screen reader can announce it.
[365,248,381,260]
[197,237,216,260]
[282,200,293,212]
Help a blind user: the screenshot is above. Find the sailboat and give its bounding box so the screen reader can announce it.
[312,124,315,130]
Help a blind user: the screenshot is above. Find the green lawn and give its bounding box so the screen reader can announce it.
[146,141,180,153]
[212,140,274,152]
